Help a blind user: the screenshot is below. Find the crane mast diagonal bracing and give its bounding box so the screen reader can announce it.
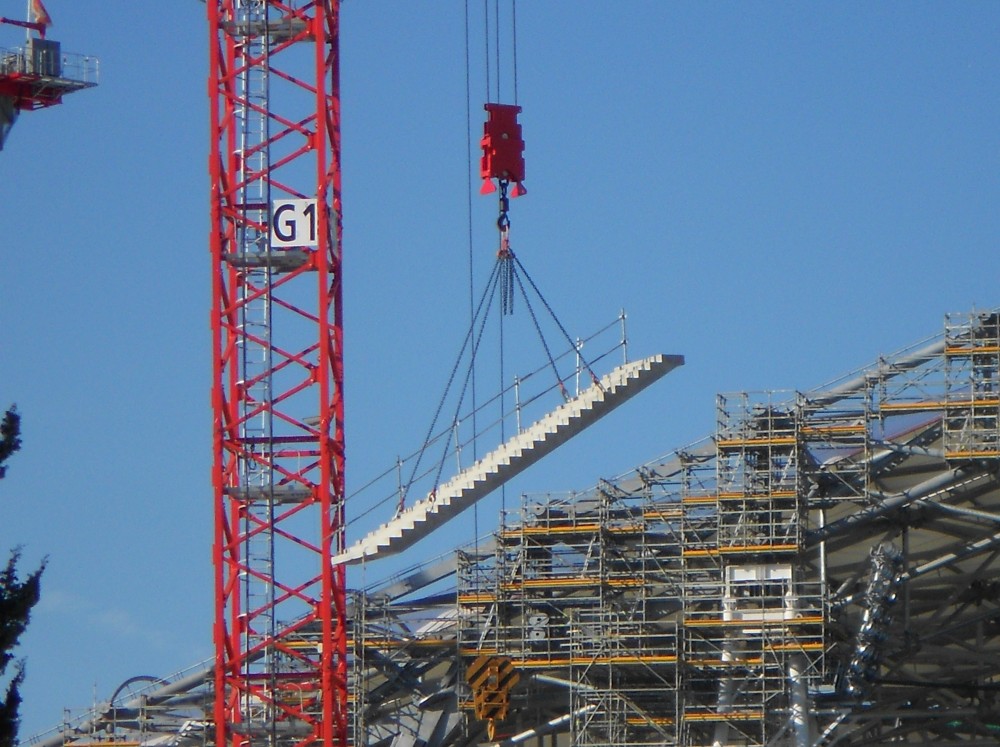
[209,4,347,747]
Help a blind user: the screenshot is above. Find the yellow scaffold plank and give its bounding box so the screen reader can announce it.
[626,716,676,726]
[501,575,644,590]
[717,437,796,447]
[501,577,593,589]
[684,711,764,722]
[460,647,499,656]
[360,637,452,648]
[681,548,718,557]
[458,593,497,604]
[800,424,867,435]
[683,615,824,628]
[686,656,764,666]
[945,450,1000,459]
[514,654,678,668]
[945,345,1000,355]
[720,543,798,554]
[766,641,826,652]
[682,495,719,505]
[717,491,796,501]
[880,398,998,413]
[643,508,684,519]
[879,401,946,412]
[502,522,646,537]
[682,543,799,558]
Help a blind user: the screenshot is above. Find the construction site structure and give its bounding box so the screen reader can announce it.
[0,16,98,150]
[449,309,1000,746]
[29,307,1000,747]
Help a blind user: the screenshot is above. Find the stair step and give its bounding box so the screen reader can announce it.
[333,353,683,565]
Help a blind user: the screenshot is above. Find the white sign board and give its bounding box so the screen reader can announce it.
[271,199,318,247]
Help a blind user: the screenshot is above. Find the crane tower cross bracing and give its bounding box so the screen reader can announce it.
[209,3,346,747]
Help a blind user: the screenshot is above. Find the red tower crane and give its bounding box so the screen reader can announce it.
[0,4,97,150]
[208,3,346,747]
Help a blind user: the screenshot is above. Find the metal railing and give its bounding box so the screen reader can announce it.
[0,46,99,86]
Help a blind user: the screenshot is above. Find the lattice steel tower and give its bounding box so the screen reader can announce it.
[209,3,346,747]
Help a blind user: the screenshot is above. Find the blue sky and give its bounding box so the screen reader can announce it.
[2,1,999,739]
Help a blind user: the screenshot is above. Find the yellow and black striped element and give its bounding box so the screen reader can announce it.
[466,654,520,736]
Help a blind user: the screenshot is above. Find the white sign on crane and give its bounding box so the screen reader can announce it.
[270,199,318,247]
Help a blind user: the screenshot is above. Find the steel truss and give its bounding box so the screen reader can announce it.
[209,3,346,747]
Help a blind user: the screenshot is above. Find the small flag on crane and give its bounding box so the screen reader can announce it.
[30,0,52,30]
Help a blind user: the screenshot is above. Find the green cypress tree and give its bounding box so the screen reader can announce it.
[0,406,44,747]
[0,552,43,747]
[0,408,20,480]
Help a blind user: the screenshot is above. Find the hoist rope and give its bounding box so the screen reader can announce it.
[512,0,519,104]
[493,0,501,101]
[482,0,518,103]
[483,0,491,101]
[464,0,481,580]
[464,0,478,463]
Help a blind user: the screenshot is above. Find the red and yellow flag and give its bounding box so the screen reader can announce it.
[30,0,52,29]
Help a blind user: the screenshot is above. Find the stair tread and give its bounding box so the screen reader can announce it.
[334,353,682,564]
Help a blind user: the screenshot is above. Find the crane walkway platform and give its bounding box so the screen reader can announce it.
[334,353,683,565]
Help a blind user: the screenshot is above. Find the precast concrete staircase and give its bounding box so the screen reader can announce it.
[334,353,683,565]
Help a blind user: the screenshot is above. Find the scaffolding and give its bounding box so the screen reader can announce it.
[457,488,682,745]
[944,311,1000,459]
[678,393,825,747]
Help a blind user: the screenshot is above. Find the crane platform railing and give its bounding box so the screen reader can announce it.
[0,45,98,84]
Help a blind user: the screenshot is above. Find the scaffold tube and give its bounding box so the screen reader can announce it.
[789,655,816,747]
[490,705,596,747]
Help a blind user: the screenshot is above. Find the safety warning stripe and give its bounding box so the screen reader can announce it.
[466,655,520,722]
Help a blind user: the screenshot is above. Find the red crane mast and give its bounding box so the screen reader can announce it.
[208,3,346,747]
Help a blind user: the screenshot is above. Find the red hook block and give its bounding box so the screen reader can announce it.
[480,102,526,196]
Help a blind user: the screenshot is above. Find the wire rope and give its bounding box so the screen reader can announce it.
[493,0,501,102]
[512,0,519,104]
[483,0,490,101]
[464,0,478,464]
[464,0,481,578]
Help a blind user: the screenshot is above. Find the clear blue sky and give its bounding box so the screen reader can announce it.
[2,1,999,739]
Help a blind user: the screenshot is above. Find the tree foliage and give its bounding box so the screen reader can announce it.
[0,408,20,480]
[0,405,43,747]
[0,551,43,747]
